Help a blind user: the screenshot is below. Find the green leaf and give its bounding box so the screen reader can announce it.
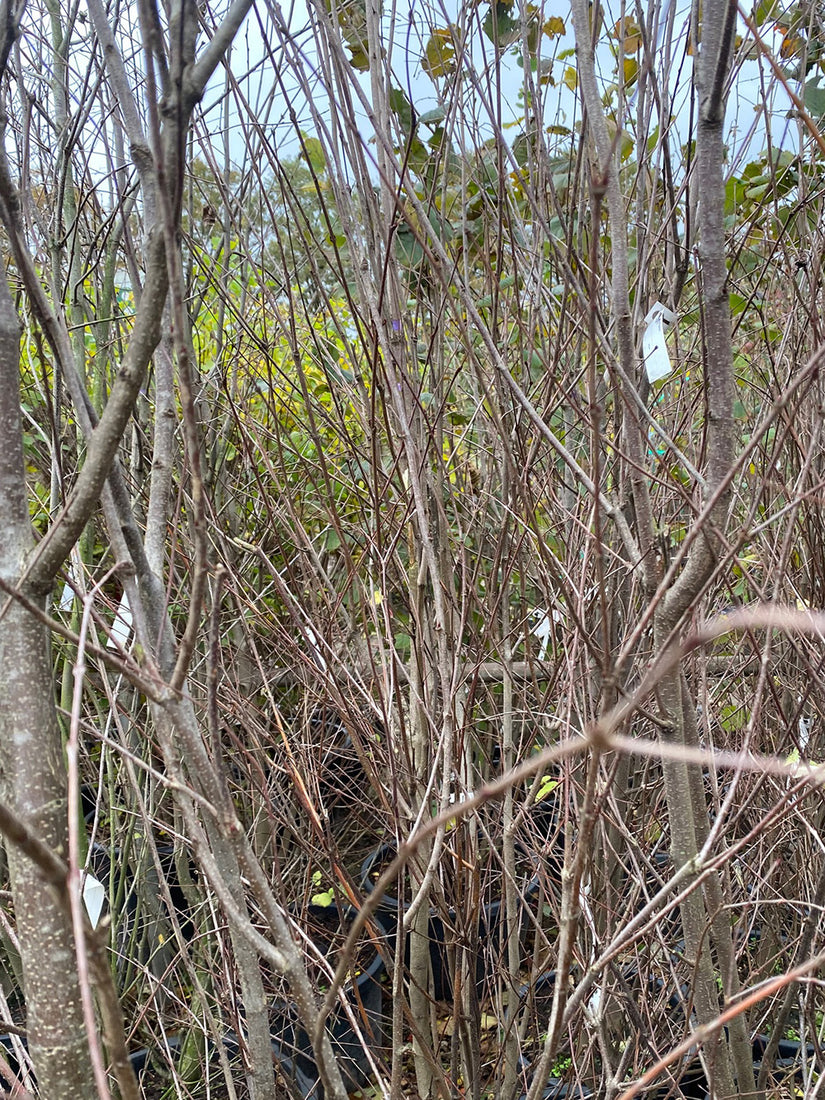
[311,888,335,907]
[482,0,520,45]
[744,181,770,201]
[623,56,639,86]
[389,87,415,134]
[804,76,825,119]
[724,175,746,216]
[418,107,446,126]
[299,131,326,174]
[426,206,454,240]
[394,224,424,267]
[346,43,370,70]
[754,0,779,23]
[535,774,558,802]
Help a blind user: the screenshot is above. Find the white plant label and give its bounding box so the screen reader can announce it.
[530,610,552,659]
[799,714,813,754]
[642,303,677,383]
[58,558,81,611]
[82,872,106,929]
[107,591,133,649]
[529,608,562,660]
[58,581,75,612]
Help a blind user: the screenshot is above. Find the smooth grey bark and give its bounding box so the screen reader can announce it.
[566,0,754,1096]
[0,265,96,1096]
[652,0,757,1091]
[651,1,757,1095]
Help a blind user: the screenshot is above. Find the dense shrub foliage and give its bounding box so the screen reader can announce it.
[1,1,825,1098]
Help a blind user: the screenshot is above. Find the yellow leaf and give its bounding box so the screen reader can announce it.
[613,17,641,52]
[423,28,456,78]
[780,30,804,58]
[563,65,577,91]
[544,16,565,37]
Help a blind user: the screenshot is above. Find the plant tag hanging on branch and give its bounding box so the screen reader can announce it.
[81,872,106,929]
[642,302,677,382]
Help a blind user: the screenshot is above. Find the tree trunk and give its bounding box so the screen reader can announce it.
[0,265,95,1096]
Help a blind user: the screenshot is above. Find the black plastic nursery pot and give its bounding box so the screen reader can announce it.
[359,842,539,1002]
[0,1037,139,1098]
[309,705,372,818]
[86,836,196,914]
[359,842,459,1001]
[0,1031,31,1095]
[131,1032,310,1100]
[266,902,390,1100]
[516,967,558,1027]
[0,1034,187,1097]
[678,1031,815,1100]
[747,1033,814,1097]
[134,901,390,1100]
[523,1082,594,1099]
[751,1031,812,1063]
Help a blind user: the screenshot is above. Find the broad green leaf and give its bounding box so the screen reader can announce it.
[323,530,341,551]
[346,42,369,71]
[482,0,520,45]
[311,888,335,907]
[389,86,415,134]
[804,76,825,119]
[418,106,446,126]
[744,181,770,201]
[535,774,558,802]
[299,132,326,174]
[754,0,779,23]
[394,224,424,267]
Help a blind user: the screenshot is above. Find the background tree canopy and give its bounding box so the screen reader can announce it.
[1,0,825,1097]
